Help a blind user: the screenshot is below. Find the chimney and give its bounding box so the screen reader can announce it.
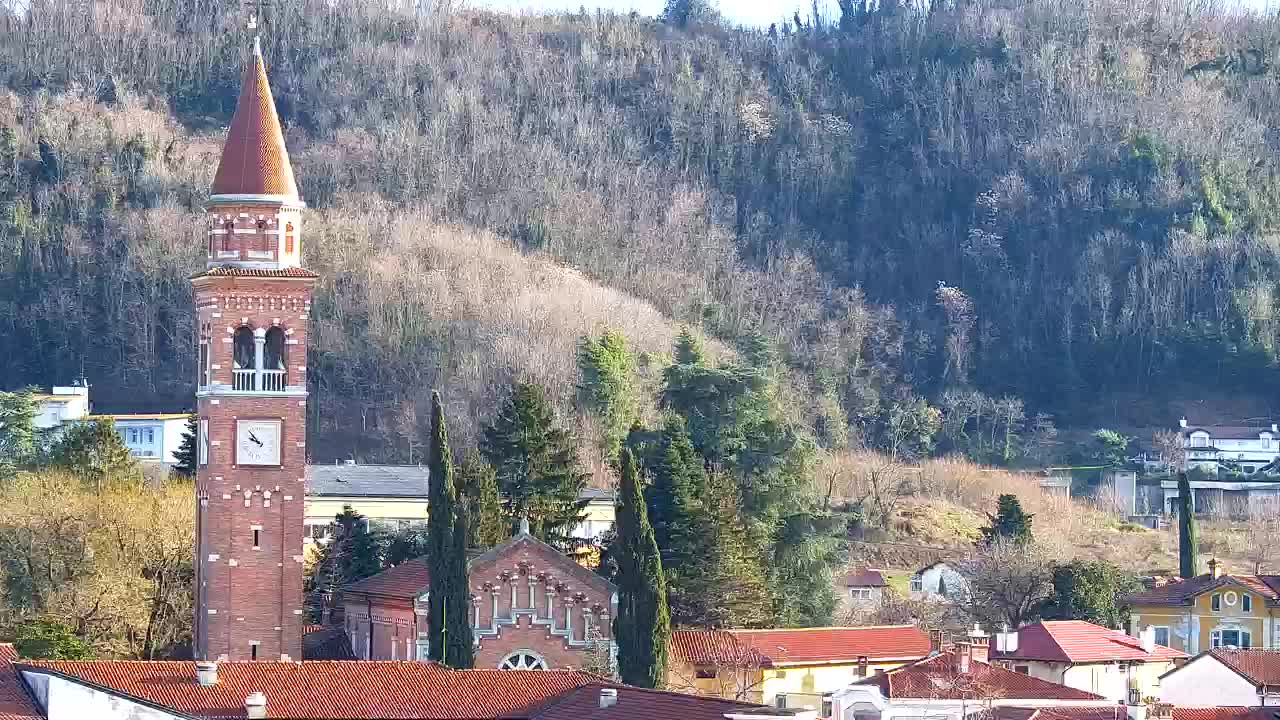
[995,624,1019,654]
[1179,417,1188,429]
[953,643,972,674]
[245,692,267,719]
[599,688,618,709]
[928,628,946,655]
[1152,703,1174,720]
[967,624,989,664]
[1209,558,1222,579]
[1140,626,1156,654]
[856,656,869,677]
[195,661,218,687]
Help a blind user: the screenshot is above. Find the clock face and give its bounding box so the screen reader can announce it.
[236,419,282,466]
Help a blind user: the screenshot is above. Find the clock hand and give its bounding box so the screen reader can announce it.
[249,431,263,446]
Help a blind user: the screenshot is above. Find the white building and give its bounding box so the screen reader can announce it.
[90,413,189,467]
[1160,647,1280,706]
[30,384,90,430]
[910,561,967,601]
[1180,418,1280,475]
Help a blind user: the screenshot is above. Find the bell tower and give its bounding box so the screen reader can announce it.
[191,26,313,661]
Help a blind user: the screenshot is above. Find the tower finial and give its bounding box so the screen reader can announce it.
[518,515,530,536]
[245,0,262,53]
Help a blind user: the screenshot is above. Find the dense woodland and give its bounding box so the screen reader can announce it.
[7,0,1280,463]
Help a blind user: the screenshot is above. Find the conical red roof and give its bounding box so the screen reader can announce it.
[210,40,299,200]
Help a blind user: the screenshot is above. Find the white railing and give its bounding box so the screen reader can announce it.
[261,369,286,392]
[233,368,257,391]
[232,368,287,392]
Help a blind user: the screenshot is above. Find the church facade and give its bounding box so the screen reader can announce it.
[191,34,314,661]
[343,527,617,670]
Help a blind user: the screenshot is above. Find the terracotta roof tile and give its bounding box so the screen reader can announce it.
[1173,708,1275,720]
[989,621,1185,663]
[845,568,888,587]
[671,626,929,667]
[0,645,41,720]
[1210,648,1280,686]
[17,660,600,719]
[344,557,430,598]
[993,707,1128,720]
[192,265,319,279]
[529,683,761,720]
[1126,574,1280,606]
[856,652,1104,700]
[210,41,299,200]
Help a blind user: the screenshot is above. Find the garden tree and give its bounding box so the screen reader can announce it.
[172,414,198,477]
[962,539,1054,628]
[769,511,844,627]
[1178,473,1199,578]
[15,619,92,659]
[48,418,138,485]
[676,471,772,628]
[305,506,383,621]
[425,391,473,668]
[384,527,429,567]
[577,329,637,463]
[0,470,193,658]
[641,414,705,572]
[1084,430,1131,467]
[612,449,669,688]
[980,494,1034,545]
[0,388,37,470]
[1041,560,1140,629]
[481,382,588,547]
[457,449,507,548]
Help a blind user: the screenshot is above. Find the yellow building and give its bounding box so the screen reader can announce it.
[1126,559,1280,654]
[667,626,931,712]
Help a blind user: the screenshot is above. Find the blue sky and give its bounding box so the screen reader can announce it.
[473,0,1275,27]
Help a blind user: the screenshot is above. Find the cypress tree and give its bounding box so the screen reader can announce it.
[426,391,473,668]
[1178,472,1199,578]
[481,382,588,546]
[613,448,670,688]
[458,449,507,548]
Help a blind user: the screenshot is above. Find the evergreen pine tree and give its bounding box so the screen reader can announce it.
[679,471,772,628]
[980,494,1034,545]
[481,382,588,546]
[613,448,669,688]
[172,414,198,477]
[49,417,138,484]
[425,391,473,668]
[458,449,507,548]
[304,506,382,621]
[1178,472,1199,578]
[577,329,637,463]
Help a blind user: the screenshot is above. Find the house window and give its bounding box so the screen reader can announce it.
[498,650,547,670]
[822,698,833,717]
[695,666,717,679]
[252,529,260,549]
[1153,627,1170,647]
[1244,595,1253,612]
[1192,435,1209,448]
[1211,628,1252,648]
[126,428,139,444]
[910,574,923,592]
[1014,665,1030,674]
[851,587,873,600]
[775,694,787,710]
[250,642,259,660]
[143,428,154,444]
[1212,594,1222,612]
[285,222,295,254]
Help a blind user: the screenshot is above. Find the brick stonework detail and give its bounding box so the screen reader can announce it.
[193,201,314,662]
[344,536,616,670]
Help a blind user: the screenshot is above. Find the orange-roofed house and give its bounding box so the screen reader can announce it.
[1124,560,1280,654]
[988,621,1185,703]
[667,625,932,712]
[1160,648,1280,707]
[830,642,1118,720]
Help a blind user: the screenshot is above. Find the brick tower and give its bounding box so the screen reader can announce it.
[191,33,314,661]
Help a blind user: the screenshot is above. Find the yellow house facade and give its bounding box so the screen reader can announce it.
[667,626,931,711]
[1125,560,1280,654]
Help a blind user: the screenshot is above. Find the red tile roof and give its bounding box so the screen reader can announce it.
[1172,708,1271,720]
[1209,648,1280,686]
[345,557,431,597]
[210,40,299,200]
[993,707,1128,720]
[192,265,319,279]
[671,626,930,668]
[0,645,41,720]
[17,660,601,719]
[845,569,888,587]
[990,621,1185,663]
[856,652,1104,700]
[1126,574,1280,606]
[529,683,760,720]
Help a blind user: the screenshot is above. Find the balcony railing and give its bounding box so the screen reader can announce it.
[232,368,287,392]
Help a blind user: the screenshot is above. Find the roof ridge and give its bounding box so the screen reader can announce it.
[730,624,916,633]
